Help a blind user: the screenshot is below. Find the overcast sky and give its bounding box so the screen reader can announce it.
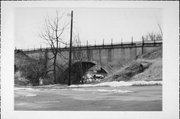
[15,8,162,49]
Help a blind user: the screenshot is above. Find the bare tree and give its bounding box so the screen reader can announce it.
[143,23,163,41]
[157,23,163,37]
[148,32,162,41]
[39,11,69,83]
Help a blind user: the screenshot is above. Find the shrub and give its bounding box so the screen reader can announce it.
[14,71,29,86]
[16,54,47,86]
[143,32,162,41]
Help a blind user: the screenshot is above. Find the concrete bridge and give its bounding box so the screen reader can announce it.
[18,40,162,84]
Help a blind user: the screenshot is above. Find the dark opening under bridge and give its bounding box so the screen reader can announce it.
[16,40,162,84]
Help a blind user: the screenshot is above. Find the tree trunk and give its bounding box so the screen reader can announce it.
[53,53,57,84]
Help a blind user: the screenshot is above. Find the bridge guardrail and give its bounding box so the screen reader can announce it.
[16,40,162,53]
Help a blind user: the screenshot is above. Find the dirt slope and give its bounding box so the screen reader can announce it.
[104,47,162,82]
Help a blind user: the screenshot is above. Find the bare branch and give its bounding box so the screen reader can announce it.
[157,23,163,36]
[45,70,54,74]
[57,52,68,60]
[47,64,54,68]
[47,56,55,60]
[54,64,65,71]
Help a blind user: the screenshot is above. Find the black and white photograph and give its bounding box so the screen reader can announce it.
[14,7,163,111]
[1,1,179,119]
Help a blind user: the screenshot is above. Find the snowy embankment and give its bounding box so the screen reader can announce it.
[103,47,162,82]
[69,80,162,88]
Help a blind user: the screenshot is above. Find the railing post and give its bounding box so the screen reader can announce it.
[111,38,113,47]
[95,41,96,48]
[87,40,88,49]
[131,36,133,46]
[121,38,123,47]
[80,41,81,49]
[142,36,144,54]
[103,39,104,48]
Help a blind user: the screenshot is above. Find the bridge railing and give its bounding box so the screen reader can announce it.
[15,40,162,52]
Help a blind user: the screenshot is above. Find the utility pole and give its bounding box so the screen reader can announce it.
[68,10,73,86]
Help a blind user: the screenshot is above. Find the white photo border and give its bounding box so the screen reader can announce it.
[1,1,179,119]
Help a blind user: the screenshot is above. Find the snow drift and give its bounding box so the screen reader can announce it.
[69,81,162,88]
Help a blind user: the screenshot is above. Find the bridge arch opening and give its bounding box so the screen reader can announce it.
[59,61,108,84]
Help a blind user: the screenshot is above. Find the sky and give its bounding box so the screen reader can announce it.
[15,7,162,49]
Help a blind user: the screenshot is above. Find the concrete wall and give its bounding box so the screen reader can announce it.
[24,42,162,75]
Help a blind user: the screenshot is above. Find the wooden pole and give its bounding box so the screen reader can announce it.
[68,10,73,86]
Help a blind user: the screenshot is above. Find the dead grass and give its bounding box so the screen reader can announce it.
[104,46,162,82]
[131,58,162,81]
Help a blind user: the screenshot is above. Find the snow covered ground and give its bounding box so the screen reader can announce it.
[69,80,162,88]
